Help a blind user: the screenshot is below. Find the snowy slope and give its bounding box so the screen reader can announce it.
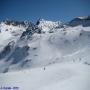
[0,21,26,51]
[0,19,90,72]
[0,17,90,90]
[0,63,90,90]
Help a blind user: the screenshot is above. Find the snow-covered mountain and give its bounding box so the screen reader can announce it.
[0,17,90,73]
[0,17,90,90]
[69,16,90,27]
[36,18,63,32]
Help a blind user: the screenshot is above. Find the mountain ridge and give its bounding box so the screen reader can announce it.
[0,16,90,73]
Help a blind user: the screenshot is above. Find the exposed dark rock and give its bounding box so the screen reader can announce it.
[3,20,25,26]
[0,41,15,59]
[6,45,29,64]
[20,23,41,39]
[69,16,90,27]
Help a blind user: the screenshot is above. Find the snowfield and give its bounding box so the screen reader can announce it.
[0,63,90,90]
[0,17,90,90]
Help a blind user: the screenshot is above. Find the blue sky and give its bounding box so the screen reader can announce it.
[0,0,90,22]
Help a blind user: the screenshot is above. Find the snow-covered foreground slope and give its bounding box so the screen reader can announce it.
[0,17,90,90]
[0,63,90,90]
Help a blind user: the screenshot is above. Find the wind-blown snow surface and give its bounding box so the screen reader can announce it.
[0,18,90,90]
[0,63,90,90]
